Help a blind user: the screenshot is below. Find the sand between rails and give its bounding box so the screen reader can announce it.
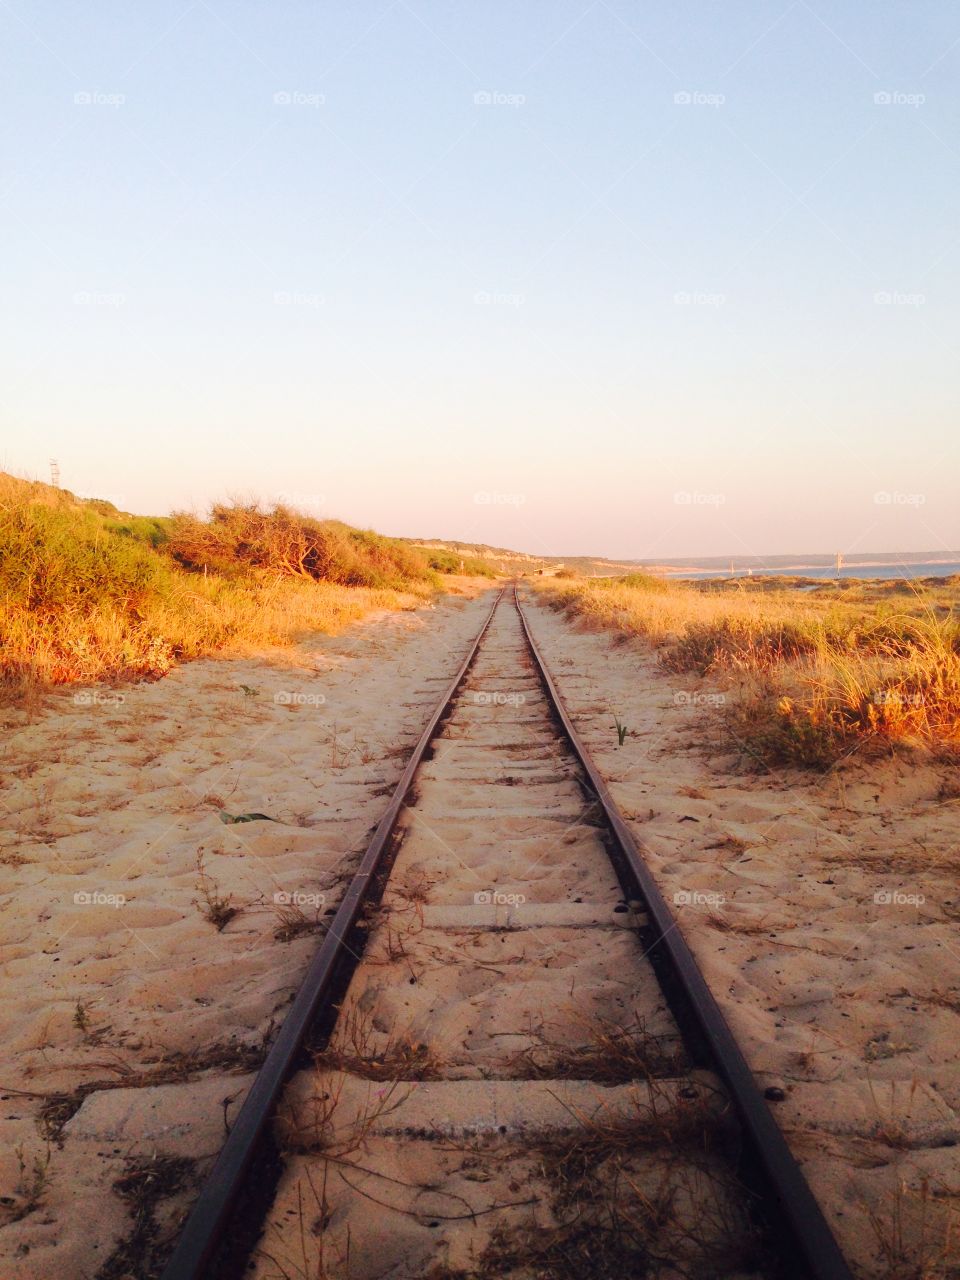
[0,582,494,1279]
[1,580,958,1278]
[521,586,960,1278]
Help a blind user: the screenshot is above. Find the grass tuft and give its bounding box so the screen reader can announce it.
[545,574,960,766]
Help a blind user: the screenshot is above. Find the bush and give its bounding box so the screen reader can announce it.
[0,481,440,696]
[167,503,436,590]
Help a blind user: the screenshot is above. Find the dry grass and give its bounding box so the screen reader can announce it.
[0,474,441,700]
[193,849,240,931]
[507,1014,687,1082]
[868,1179,960,1279]
[312,1006,445,1081]
[545,575,960,766]
[469,1082,759,1280]
[97,1154,196,1280]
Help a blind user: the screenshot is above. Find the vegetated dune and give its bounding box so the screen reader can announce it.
[0,473,495,699]
[543,572,960,765]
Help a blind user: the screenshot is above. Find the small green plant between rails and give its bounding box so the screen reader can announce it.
[613,715,629,746]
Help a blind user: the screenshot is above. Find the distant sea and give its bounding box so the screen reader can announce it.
[668,561,960,581]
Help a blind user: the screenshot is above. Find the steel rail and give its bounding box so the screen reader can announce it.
[512,584,853,1280]
[160,588,505,1280]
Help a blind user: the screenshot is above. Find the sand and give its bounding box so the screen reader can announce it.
[521,586,960,1276]
[0,582,492,1279]
[2,578,957,1277]
[250,596,757,1280]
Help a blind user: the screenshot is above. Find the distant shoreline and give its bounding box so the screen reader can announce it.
[654,558,958,575]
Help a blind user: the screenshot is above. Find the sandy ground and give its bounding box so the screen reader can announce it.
[0,581,494,1279]
[2,578,958,1278]
[252,594,760,1280]
[522,586,960,1277]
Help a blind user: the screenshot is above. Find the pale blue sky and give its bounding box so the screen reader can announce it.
[2,1,958,560]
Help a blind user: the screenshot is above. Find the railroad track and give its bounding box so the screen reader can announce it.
[161,586,852,1280]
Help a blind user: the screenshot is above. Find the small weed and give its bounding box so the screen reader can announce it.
[312,1007,444,1082]
[274,903,327,943]
[96,1154,195,1280]
[613,715,629,747]
[508,1014,687,1082]
[193,849,239,930]
[11,1143,50,1218]
[73,1000,91,1037]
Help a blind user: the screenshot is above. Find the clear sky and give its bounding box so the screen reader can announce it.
[2,1,958,561]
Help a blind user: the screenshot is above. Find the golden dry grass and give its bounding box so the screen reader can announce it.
[0,474,439,699]
[543,574,960,766]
